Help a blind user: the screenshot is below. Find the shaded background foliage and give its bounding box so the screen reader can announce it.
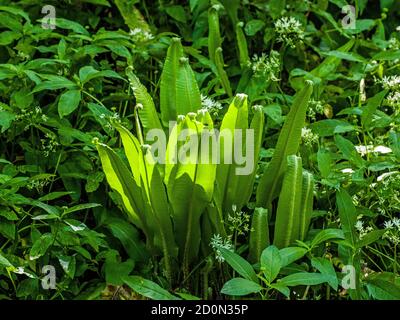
[0,0,399,299]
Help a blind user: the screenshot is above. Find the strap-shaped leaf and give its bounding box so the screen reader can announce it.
[273,155,303,248]
[256,81,313,208]
[233,105,264,209]
[160,38,201,125]
[336,189,358,248]
[248,207,269,263]
[208,5,222,64]
[114,124,142,186]
[165,114,216,274]
[236,22,249,69]
[215,47,233,97]
[216,93,248,214]
[95,142,147,234]
[139,147,178,279]
[126,68,162,132]
[299,171,314,241]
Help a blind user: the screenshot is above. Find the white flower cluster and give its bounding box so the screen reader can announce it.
[383,218,400,245]
[355,144,392,157]
[129,27,154,42]
[210,234,233,263]
[227,204,251,236]
[200,94,223,117]
[247,51,280,81]
[274,17,304,48]
[301,127,319,147]
[386,91,400,107]
[27,177,50,192]
[355,220,373,239]
[381,75,400,90]
[388,37,400,51]
[99,112,121,130]
[378,75,400,112]
[41,133,59,157]
[15,106,48,130]
[307,99,325,121]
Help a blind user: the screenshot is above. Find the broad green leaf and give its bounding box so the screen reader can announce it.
[32,77,78,93]
[361,90,387,128]
[366,279,400,300]
[58,90,81,118]
[57,255,76,279]
[165,5,187,23]
[334,135,365,168]
[260,245,281,283]
[105,251,134,286]
[106,218,148,261]
[30,234,53,260]
[55,18,90,35]
[336,189,358,247]
[221,278,262,296]
[123,276,180,300]
[279,247,307,268]
[279,272,329,286]
[62,203,101,215]
[356,230,386,248]
[311,257,338,290]
[0,253,13,268]
[372,50,400,61]
[311,228,345,248]
[219,248,258,282]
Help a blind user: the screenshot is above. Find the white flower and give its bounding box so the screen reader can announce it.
[301,127,319,146]
[341,168,355,174]
[210,234,233,262]
[373,146,392,154]
[355,145,374,156]
[129,27,154,42]
[377,171,399,182]
[355,220,364,232]
[248,51,280,81]
[200,94,223,116]
[384,220,394,229]
[393,217,400,228]
[381,75,400,90]
[386,91,400,107]
[274,17,304,48]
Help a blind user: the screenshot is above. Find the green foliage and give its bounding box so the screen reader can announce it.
[1,0,400,301]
